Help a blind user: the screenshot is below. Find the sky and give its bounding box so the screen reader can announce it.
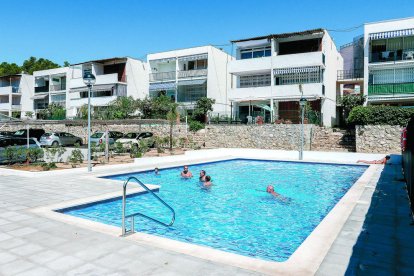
[1,0,413,65]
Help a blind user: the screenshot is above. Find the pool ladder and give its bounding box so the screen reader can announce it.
[121,176,175,237]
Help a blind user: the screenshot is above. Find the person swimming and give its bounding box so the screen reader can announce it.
[154,167,159,175]
[181,165,193,178]
[199,170,206,182]
[266,185,280,197]
[203,175,212,188]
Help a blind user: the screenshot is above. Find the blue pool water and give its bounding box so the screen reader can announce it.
[61,159,367,262]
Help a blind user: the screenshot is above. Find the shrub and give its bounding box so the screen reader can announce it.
[113,141,126,154]
[347,105,414,126]
[68,148,84,168]
[189,120,205,132]
[41,162,57,171]
[26,147,44,163]
[4,146,18,164]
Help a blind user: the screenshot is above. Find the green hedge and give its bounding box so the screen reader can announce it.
[347,105,414,126]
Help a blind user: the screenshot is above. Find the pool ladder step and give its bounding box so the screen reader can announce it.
[121,176,175,236]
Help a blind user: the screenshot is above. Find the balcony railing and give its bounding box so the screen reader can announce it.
[50,84,66,92]
[337,69,364,80]
[368,83,414,96]
[149,71,176,82]
[178,69,207,79]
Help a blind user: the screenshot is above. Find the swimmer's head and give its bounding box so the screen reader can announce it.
[266,185,274,193]
[205,175,211,182]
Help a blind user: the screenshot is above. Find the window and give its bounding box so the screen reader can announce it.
[274,68,323,85]
[278,38,321,55]
[80,90,113,98]
[188,61,195,70]
[240,46,271,59]
[177,84,207,102]
[369,67,414,84]
[239,74,271,88]
[196,59,207,69]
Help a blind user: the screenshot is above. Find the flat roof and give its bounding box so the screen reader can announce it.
[70,57,129,66]
[365,16,414,26]
[230,28,325,43]
[0,73,24,78]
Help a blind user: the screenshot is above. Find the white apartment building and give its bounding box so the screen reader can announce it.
[228,28,342,126]
[0,73,33,117]
[364,17,414,106]
[147,46,232,115]
[67,57,148,118]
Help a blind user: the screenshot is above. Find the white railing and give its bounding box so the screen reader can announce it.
[178,69,208,79]
[149,71,176,82]
[0,103,11,110]
[50,84,66,92]
[0,86,12,95]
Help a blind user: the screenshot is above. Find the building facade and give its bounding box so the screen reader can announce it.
[228,29,342,126]
[0,74,33,117]
[147,46,232,115]
[364,17,414,106]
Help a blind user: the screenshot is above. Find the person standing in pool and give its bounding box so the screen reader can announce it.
[203,175,212,188]
[199,170,206,182]
[154,167,159,175]
[181,165,193,178]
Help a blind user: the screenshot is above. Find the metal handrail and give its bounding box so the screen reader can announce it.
[122,176,175,236]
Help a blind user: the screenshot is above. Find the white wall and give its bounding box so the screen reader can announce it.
[207,46,233,115]
[126,57,148,99]
[322,31,343,126]
[20,74,34,118]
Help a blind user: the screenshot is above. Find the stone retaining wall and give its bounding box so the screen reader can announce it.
[2,120,403,153]
[355,125,403,154]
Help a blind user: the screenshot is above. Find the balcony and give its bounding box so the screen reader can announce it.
[368,83,414,96]
[70,73,119,88]
[370,49,414,63]
[178,69,207,79]
[50,84,66,92]
[337,70,364,80]
[0,103,11,110]
[0,86,12,95]
[229,83,323,101]
[71,95,118,108]
[149,71,176,82]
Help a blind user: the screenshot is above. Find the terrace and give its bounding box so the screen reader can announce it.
[0,149,412,275]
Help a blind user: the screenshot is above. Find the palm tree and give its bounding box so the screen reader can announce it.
[166,104,179,151]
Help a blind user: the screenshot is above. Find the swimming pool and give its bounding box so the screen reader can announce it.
[60,159,367,262]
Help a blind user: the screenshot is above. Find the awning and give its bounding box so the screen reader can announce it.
[274,66,321,75]
[149,82,176,91]
[178,53,208,62]
[231,95,320,103]
[70,84,114,93]
[369,28,414,40]
[31,94,48,100]
[235,39,270,48]
[177,79,207,86]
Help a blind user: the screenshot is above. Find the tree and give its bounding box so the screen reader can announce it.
[193,97,215,123]
[0,62,21,76]
[340,94,366,121]
[21,57,60,74]
[109,96,139,119]
[166,104,179,151]
[136,95,175,119]
[63,61,70,67]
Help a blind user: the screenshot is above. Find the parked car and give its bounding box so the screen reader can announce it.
[117,132,155,149]
[12,128,45,140]
[0,131,14,137]
[89,131,124,146]
[39,132,83,147]
[0,136,42,164]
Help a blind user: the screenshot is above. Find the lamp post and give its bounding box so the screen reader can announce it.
[298,84,307,160]
[83,72,96,172]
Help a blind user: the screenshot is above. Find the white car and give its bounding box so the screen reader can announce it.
[117,132,154,149]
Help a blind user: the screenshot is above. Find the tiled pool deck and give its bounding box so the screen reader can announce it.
[0,149,413,275]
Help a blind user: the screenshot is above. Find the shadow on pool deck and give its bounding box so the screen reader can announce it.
[316,155,414,275]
